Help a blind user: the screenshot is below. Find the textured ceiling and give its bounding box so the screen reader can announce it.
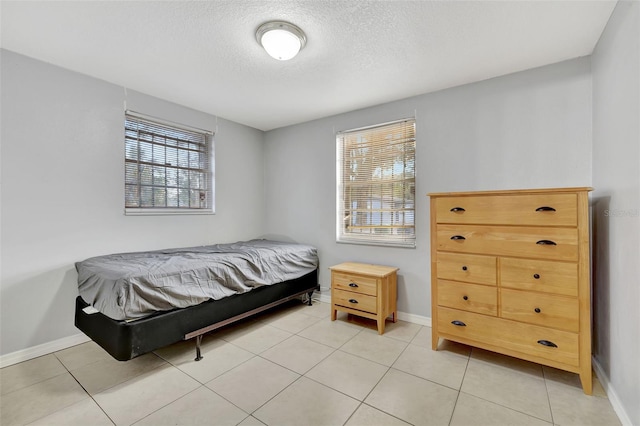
[1,1,616,131]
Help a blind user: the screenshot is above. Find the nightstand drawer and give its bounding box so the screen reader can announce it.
[332,272,377,296]
[500,258,578,296]
[436,225,578,261]
[437,280,497,316]
[437,252,496,285]
[501,289,579,332]
[434,193,577,226]
[332,288,377,314]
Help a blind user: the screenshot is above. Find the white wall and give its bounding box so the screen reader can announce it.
[0,50,265,356]
[263,57,593,318]
[592,1,640,425]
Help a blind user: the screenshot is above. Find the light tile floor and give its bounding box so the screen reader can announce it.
[0,300,622,426]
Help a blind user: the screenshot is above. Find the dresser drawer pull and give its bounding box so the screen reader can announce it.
[450,207,466,212]
[450,235,466,240]
[533,273,540,279]
[535,206,557,212]
[463,295,469,300]
[534,308,541,313]
[451,320,467,327]
[537,339,558,348]
[462,266,468,271]
[348,299,358,304]
[348,282,359,288]
[536,240,557,246]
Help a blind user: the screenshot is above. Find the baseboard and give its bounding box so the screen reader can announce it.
[316,292,432,327]
[592,357,634,426]
[397,311,431,327]
[317,291,331,304]
[0,333,90,369]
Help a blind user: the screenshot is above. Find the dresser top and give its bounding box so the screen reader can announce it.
[428,187,593,197]
[329,262,399,277]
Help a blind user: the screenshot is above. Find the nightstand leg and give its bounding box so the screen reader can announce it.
[377,318,385,334]
[331,306,337,321]
[392,311,397,323]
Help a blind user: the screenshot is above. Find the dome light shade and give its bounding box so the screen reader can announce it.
[256,21,306,61]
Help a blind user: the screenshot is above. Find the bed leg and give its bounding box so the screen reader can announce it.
[307,291,314,306]
[194,335,203,361]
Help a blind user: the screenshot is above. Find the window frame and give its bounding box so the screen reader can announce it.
[336,118,416,248]
[124,111,215,216]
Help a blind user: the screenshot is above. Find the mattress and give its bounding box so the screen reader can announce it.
[76,239,318,321]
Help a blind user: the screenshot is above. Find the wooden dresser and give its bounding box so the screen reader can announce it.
[330,262,398,334]
[428,187,593,394]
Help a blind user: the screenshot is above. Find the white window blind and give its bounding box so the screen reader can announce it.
[337,118,416,247]
[124,112,214,214]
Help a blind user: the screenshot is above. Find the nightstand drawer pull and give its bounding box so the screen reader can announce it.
[536,240,557,246]
[537,339,558,348]
[450,207,466,212]
[348,283,359,288]
[463,295,469,300]
[348,299,358,304]
[533,273,540,279]
[535,206,557,212]
[450,235,466,240]
[462,265,468,271]
[534,308,541,313]
[451,320,466,327]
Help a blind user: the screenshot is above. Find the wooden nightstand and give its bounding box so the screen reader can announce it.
[329,262,399,334]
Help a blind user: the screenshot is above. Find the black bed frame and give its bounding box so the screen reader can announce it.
[75,269,318,361]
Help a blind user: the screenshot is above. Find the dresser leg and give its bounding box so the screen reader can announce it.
[579,368,593,395]
[377,319,385,334]
[392,311,398,323]
[331,306,337,321]
[432,333,439,350]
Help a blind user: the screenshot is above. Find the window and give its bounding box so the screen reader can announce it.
[124,111,214,215]
[337,118,416,247]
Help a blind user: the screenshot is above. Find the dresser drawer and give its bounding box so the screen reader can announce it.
[437,280,497,316]
[437,307,579,367]
[501,289,579,332]
[332,288,377,314]
[437,252,496,285]
[332,272,377,296]
[436,225,578,261]
[434,193,577,226]
[500,258,578,296]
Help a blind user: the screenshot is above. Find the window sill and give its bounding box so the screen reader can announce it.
[336,239,416,249]
[125,208,215,216]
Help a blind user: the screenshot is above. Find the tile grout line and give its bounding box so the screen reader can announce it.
[541,365,557,425]
[244,307,349,423]
[243,311,377,424]
[457,349,555,424]
[343,333,414,425]
[135,302,331,424]
[446,346,472,426]
[52,351,117,426]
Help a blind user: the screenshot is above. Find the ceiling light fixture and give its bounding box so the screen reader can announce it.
[256,21,307,61]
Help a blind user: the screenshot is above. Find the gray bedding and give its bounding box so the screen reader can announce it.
[76,239,318,321]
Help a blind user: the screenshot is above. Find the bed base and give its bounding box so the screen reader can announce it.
[75,270,318,361]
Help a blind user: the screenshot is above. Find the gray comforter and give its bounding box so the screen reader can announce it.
[76,239,318,321]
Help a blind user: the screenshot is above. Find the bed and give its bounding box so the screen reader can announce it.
[74,239,319,361]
